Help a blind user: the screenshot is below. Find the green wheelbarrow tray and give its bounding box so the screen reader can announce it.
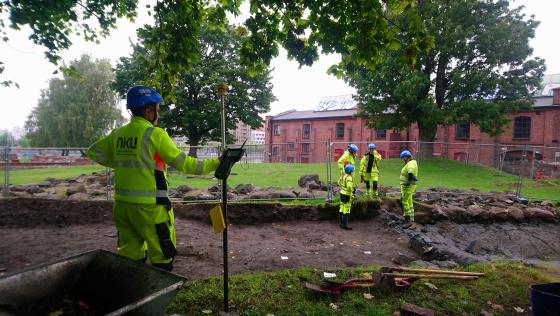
[0,249,186,315]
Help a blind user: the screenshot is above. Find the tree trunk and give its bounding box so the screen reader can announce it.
[187,135,201,158]
[417,123,437,158]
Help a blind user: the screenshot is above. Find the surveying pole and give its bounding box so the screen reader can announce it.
[216,82,229,312]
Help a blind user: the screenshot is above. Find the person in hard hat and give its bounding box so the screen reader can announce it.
[338,164,356,230]
[86,85,222,271]
[399,150,418,229]
[360,143,382,198]
[338,144,358,177]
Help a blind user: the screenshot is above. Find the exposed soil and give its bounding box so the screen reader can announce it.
[0,198,414,280]
[2,197,559,283]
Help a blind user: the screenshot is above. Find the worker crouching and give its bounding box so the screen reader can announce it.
[338,164,356,230]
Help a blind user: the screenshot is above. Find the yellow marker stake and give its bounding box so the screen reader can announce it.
[210,204,226,234]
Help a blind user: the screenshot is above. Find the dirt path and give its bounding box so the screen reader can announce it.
[0,198,415,279]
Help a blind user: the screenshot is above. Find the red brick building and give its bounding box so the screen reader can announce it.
[264,88,560,165]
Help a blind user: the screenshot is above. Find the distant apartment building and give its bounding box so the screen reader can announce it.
[233,121,265,145]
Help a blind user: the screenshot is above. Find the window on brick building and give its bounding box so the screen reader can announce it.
[302,124,311,139]
[513,116,531,139]
[301,143,310,154]
[272,146,279,156]
[287,142,295,150]
[375,129,387,139]
[455,121,470,139]
[335,123,345,139]
[273,124,281,136]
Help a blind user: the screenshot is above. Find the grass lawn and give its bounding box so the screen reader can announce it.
[3,158,559,201]
[1,165,106,185]
[167,158,559,201]
[167,262,558,315]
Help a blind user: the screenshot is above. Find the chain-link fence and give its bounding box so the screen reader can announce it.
[2,141,559,201]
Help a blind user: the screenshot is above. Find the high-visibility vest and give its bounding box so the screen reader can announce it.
[359,150,382,176]
[338,173,355,196]
[400,159,418,185]
[87,116,220,204]
[337,150,356,173]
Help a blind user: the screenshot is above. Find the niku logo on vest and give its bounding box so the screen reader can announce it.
[117,137,138,149]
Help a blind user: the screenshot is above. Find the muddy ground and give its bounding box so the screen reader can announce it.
[0,198,415,279]
[1,198,559,281]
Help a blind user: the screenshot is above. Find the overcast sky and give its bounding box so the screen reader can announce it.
[1,0,558,133]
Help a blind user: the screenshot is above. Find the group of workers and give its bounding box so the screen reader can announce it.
[87,85,419,272]
[337,144,418,230]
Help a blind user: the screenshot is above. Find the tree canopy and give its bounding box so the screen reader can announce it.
[25,55,124,147]
[347,0,545,156]
[1,0,433,91]
[114,25,275,156]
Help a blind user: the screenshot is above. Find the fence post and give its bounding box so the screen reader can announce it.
[106,167,112,201]
[530,146,536,179]
[326,140,333,202]
[3,146,10,197]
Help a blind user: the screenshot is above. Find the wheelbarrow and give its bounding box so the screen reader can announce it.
[0,249,186,315]
[372,267,484,292]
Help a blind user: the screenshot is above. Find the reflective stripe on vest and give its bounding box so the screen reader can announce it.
[90,143,109,165]
[196,159,204,174]
[170,152,186,169]
[114,160,155,169]
[116,188,169,198]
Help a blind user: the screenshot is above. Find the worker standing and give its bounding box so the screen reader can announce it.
[399,150,418,229]
[338,144,358,176]
[338,164,356,230]
[87,86,221,271]
[359,143,382,198]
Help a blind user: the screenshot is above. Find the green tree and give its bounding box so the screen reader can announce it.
[25,55,124,150]
[347,0,545,157]
[2,1,432,91]
[0,130,15,146]
[114,25,275,157]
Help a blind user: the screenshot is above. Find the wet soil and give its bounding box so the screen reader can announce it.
[0,198,414,280]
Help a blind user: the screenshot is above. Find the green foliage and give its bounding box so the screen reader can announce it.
[167,262,554,315]
[0,129,15,146]
[114,25,275,154]
[1,0,433,91]
[24,55,124,147]
[239,0,434,76]
[1,0,137,64]
[348,0,546,149]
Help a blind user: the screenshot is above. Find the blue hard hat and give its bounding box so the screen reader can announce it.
[344,164,355,174]
[400,150,412,158]
[368,143,376,149]
[126,85,164,110]
[348,144,359,152]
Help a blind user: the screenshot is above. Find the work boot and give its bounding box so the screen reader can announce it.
[342,215,352,230]
[408,222,418,230]
[402,215,411,229]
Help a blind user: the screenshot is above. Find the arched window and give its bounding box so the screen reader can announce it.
[513,116,531,139]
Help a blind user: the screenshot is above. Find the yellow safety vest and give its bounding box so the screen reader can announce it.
[338,173,355,196]
[400,159,418,185]
[87,116,220,204]
[359,150,382,176]
[337,150,356,174]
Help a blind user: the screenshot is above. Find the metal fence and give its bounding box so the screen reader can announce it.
[2,141,559,200]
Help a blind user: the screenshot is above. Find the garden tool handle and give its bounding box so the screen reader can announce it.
[383,273,479,280]
[391,267,485,276]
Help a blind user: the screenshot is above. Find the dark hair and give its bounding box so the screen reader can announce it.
[131,102,158,117]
